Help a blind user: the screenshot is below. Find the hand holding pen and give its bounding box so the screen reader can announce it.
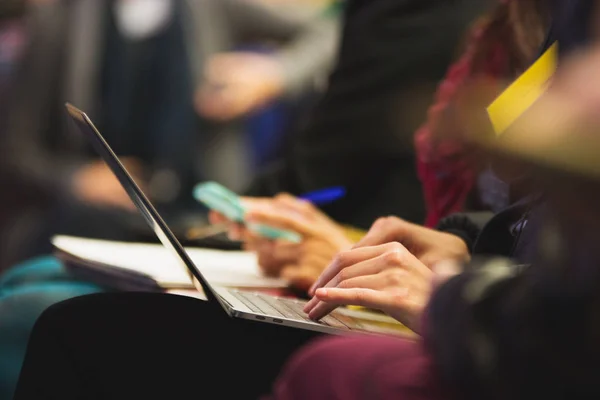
[187,186,346,241]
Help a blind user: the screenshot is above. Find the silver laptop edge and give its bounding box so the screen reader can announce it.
[65,103,412,338]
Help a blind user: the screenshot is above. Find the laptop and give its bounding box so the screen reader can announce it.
[65,103,413,338]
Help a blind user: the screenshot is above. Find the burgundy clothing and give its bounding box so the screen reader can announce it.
[268,335,447,400]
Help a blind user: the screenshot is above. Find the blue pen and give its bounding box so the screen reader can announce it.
[299,186,346,205]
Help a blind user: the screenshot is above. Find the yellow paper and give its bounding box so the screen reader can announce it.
[487,42,558,135]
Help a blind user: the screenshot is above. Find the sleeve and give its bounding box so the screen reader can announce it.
[435,211,495,253]
[424,257,529,399]
[3,3,88,198]
[223,0,341,97]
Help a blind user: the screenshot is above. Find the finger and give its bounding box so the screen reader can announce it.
[273,193,319,219]
[303,252,399,315]
[302,240,342,262]
[228,223,245,241]
[301,251,334,273]
[308,243,403,296]
[431,259,462,289]
[255,242,287,277]
[195,88,230,120]
[254,241,301,277]
[208,210,228,225]
[245,207,316,237]
[353,217,410,249]
[281,265,319,292]
[303,294,321,314]
[271,241,302,263]
[204,54,239,83]
[256,240,301,276]
[308,287,389,320]
[306,299,337,321]
[323,252,397,291]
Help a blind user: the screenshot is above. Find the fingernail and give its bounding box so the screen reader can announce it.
[315,288,327,297]
[303,301,314,313]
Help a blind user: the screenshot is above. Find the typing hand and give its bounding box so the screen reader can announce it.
[348,216,470,270]
[250,236,346,291]
[302,242,433,333]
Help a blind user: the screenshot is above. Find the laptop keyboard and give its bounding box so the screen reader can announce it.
[228,289,352,330]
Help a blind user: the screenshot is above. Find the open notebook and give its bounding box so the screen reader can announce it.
[52,235,287,291]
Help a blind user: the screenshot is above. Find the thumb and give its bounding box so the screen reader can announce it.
[281,265,316,292]
[431,260,462,289]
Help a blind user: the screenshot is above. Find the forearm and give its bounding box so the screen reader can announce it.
[225,0,341,97]
[274,14,341,97]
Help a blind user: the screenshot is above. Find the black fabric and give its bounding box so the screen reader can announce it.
[436,211,495,253]
[425,196,542,398]
[0,0,25,20]
[98,1,198,200]
[427,200,600,400]
[550,0,594,57]
[471,198,538,259]
[246,0,494,229]
[14,292,319,400]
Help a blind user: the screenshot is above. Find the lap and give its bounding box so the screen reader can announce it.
[269,335,446,400]
[16,292,446,400]
[0,280,102,400]
[15,291,320,399]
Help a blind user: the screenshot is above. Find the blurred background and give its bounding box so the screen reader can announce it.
[5,0,596,398]
[0,0,500,273]
[0,0,343,271]
[0,0,511,274]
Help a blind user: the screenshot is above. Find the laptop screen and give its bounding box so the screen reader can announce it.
[65,103,220,303]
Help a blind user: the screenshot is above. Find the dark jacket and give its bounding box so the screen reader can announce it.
[247,0,493,229]
[426,8,600,397]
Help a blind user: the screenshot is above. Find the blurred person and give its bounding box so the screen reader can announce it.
[2,0,339,263]
[15,34,600,399]
[208,0,495,289]
[208,0,549,291]
[0,0,49,273]
[0,0,27,98]
[0,256,104,400]
[15,4,600,399]
[211,193,466,291]
[0,0,338,394]
[0,0,492,394]
[415,0,550,227]
[0,0,547,397]
[241,0,493,230]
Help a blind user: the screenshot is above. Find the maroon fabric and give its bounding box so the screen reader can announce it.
[414,20,509,227]
[266,335,449,400]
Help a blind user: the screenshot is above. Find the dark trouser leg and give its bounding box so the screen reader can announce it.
[14,292,320,400]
